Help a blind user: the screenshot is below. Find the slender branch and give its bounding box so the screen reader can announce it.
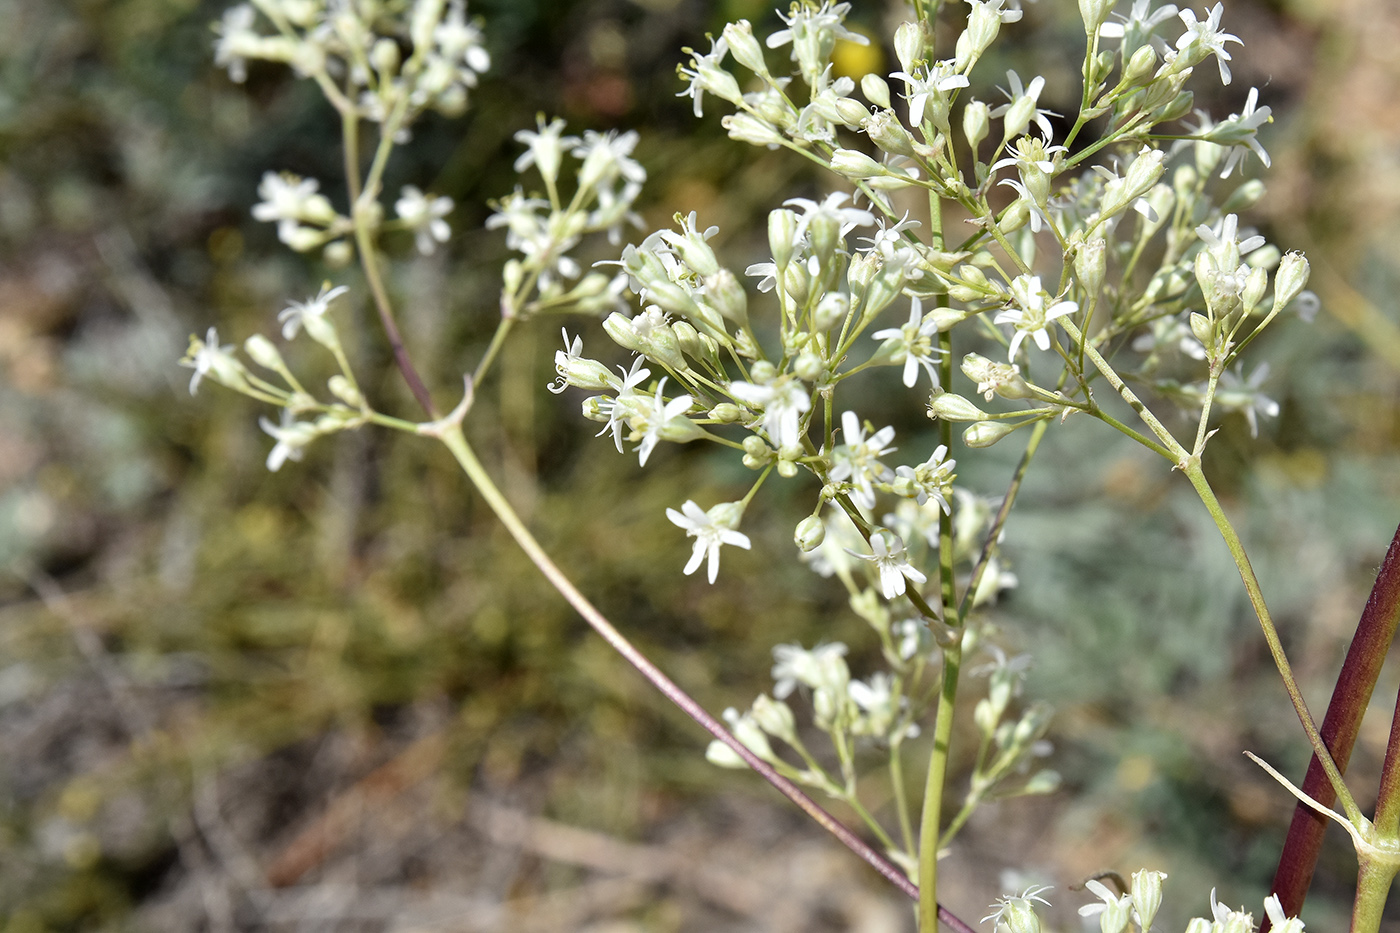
[1265,520,1400,929]
[434,423,977,933]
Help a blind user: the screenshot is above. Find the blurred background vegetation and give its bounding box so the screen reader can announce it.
[2,0,1399,930]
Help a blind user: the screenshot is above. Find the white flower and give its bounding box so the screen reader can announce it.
[677,36,738,118]
[828,410,897,509]
[1100,0,1179,45]
[395,185,454,255]
[571,129,646,191]
[872,296,944,388]
[1175,2,1241,85]
[728,376,811,449]
[888,60,969,128]
[665,500,752,583]
[1264,894,1305,933]
[1214,362,1279,437]
[252,171,336,243]
[277,283,349,343]
[259,409,318,472]
[783,191,875,242]
[983,886,1053,930]
[845,528,926,599]
[513,116,578,186]
[994,274,1079,360]
[989,70,1057,142]
[213,4,259,83]
[182,327,240,395]
[771,642,849,699]
[433,0,491,78]
[1201,86,1272,177]
[1078,878,1135,932]
[593,357,652,452]
[891,445,956,513]
[629,376,694,466]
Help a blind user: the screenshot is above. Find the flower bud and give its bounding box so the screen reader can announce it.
[864,110,917,157]
[1080,0,1114,33]
[371,37,400,77]
[722,113,785,148]
[1242,265,1269,314]
[998,897,1042,933]
[722,20,768,76]
[861,73,891,110]
[1021,769,1061,794]
[894,21,925,74]
[1189,311,1215,349]
[751,694,796,740]
[963,420,1017,448]
[703,268,749,326]
[1074,236,1106,302]
[244,333,287,372]
[327,374,363,407]
[323,240,354,267]
[794,351,825,382]
[928,392,988,421]
[829,148,885,180]
[768,208,799,271]
[814,291,849,331]
[1272,251,1310,313]
[1122,44,1158,89]
[794,515,826,551]
[1221,178,1265,214]
[963,99,990,152]
[671,320,704,360]
[1130,871,1167,932]
[710,402,743,423]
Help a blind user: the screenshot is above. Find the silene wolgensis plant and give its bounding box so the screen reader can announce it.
[184,0,1400,930]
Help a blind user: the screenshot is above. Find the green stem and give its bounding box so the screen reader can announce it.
[1352,856,1399,933]
[890,741,916,858]
[1181,461,1360,824]
[1266,521,1400,927]
[432,423,978,920]
[919,635,962,932]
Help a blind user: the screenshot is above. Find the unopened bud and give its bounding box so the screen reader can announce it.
[794,515,826,552]
[963,99,990,152]
[963,420,1017,447]
[1272,252,1310,312]
[861,73,891,110]
[928,392,987,421]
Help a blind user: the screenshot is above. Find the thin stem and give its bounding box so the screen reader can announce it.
[890,741,916,857]
[1181,462,1360,824]
[437,424,981,933]
[1352,857,1399,933]
[919,635,962,933]
[1266,520,1400,928]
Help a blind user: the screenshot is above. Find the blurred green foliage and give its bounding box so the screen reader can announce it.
[2,0,1399,930]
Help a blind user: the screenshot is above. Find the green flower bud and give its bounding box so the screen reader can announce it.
[794,351,825,382]
[1272,251,1310,312]
[244,333,286,372]
[1222,178,1266,214]
[1130,870,1167,932]
[327,375,363,408]
[722,20,768,76]
[751,694,796,740]
[963,99,990,152]
[964,420,1017,447]
[864,110,917,157]
[1122,44,1158,89]
[829,148,885,180]
[861,73,891,110]
[768,209,798,271]
[1242,265,1269,314]
[1021,770,1061,795]
[928,392,988,421]
[794,515,826,552]
[710,402,743,423]
[323,240,354,267]
[893,21,925,73]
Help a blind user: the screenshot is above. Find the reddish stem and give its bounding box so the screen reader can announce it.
[1264,520,1400,928]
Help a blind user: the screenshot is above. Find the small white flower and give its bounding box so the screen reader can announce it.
[395,185,454,255]
[677,36,738,118]
[771,642,849,699]
[1264,894,1306,933]
[846,528,926,599]
[259,409,318,472]
[891,445,957,513]
[983,885,1053,930]
[871,296,944,388]
[729,376,811,449]
[1078,878,1135,932]
[994,275,1079,360]
[828,410,897,510]
[783,191,875,242]
[1175,2,1241,85]
[990,70,1058,142]
[888,60,969,128]
[630,376,694,466]
[182,327,239,395]
[1214,362,1279,437]
[571,129,646,191]
[433,0,491,78]
[665,500,752,583]
[513,116,578,185]
[277,283,349,342]
[213,4,259,83]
